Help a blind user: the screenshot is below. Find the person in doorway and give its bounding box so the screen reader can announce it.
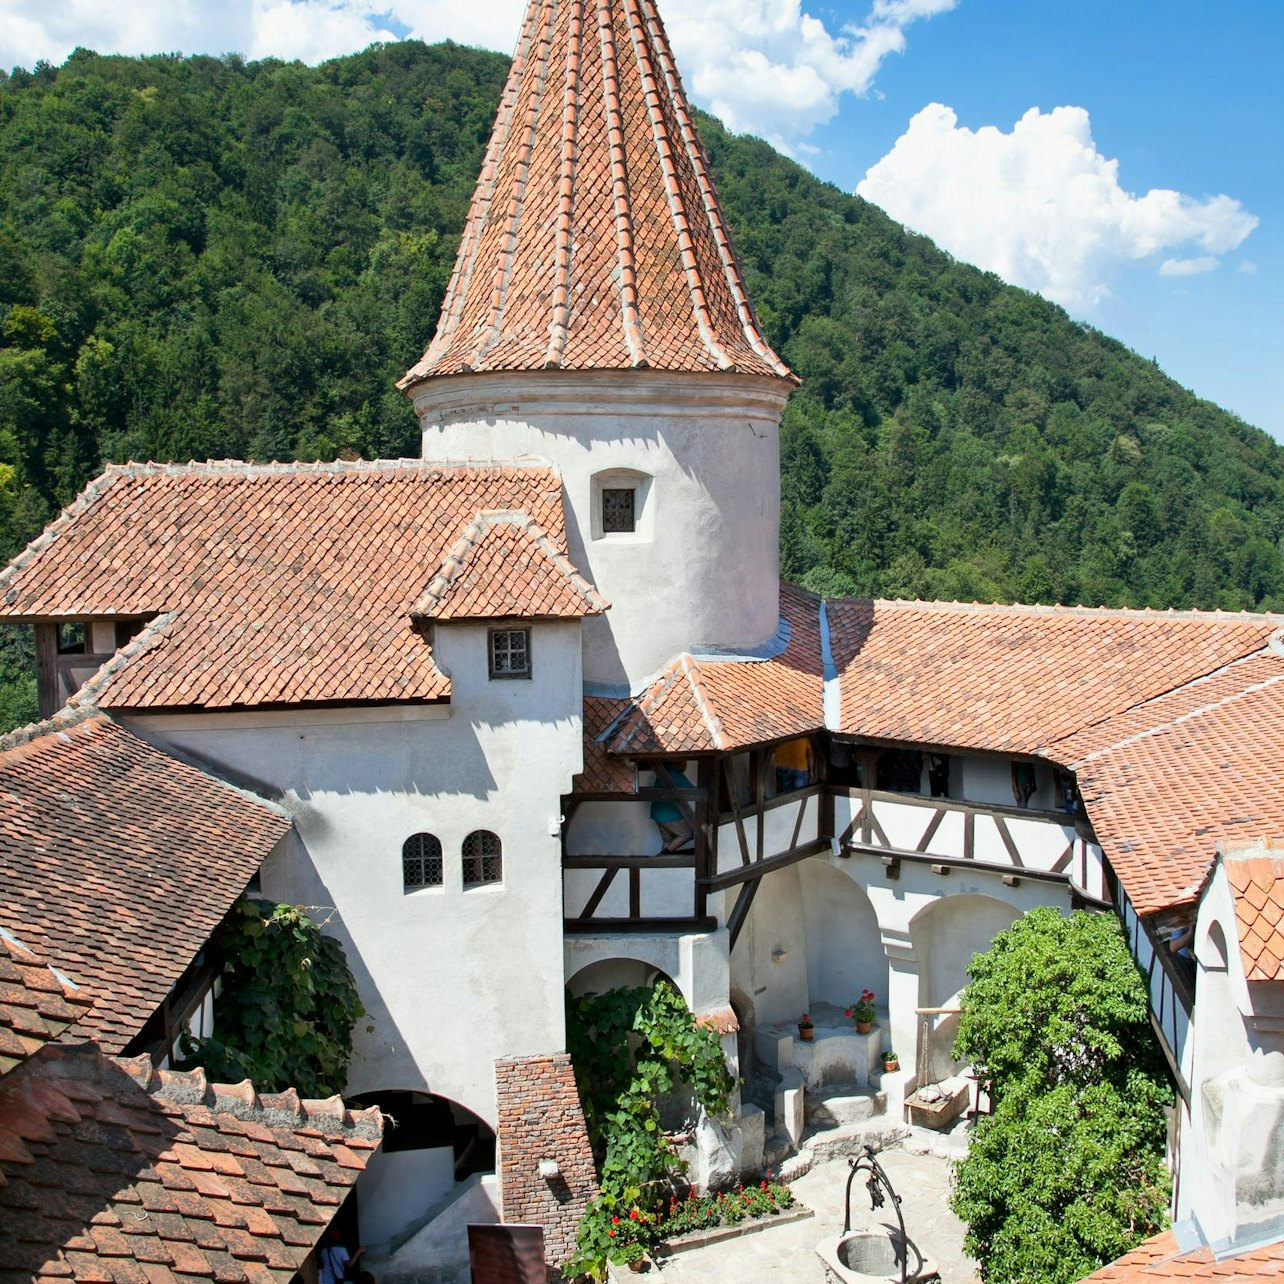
[650,765,694,852]
[318,1227,365,1284]
[774,738,813,792]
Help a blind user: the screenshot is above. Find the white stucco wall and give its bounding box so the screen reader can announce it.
[959,755,1057,811]
[127,618,585,1129]
[726,864,812,1028]
[358,1147,456,1247]
[1179,859,1284,1244]
[799,862,886,1010]
[410,371,791,688]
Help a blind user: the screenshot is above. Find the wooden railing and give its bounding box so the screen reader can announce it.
[563,783,1108,932]
[1116,886,1192,1103]
[833,788,1108,903]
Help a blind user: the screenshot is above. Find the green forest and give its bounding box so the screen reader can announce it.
[2,41,1283,727]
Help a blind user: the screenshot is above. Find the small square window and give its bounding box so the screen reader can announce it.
[489,628,531,679]
[601,487,636,534]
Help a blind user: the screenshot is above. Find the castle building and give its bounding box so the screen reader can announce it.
[2,0,1284,1276]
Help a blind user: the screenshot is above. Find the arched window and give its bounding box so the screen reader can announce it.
[403,833,443,891]
[462,830,502,888]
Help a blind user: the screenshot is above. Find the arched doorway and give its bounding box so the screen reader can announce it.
[799,861,886,1010]
[909,894,1022,1082]
[347,1089,496,1247]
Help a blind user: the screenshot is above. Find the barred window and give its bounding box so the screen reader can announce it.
[462,830,503,887]
[489,627,530,679]
[601,487,636,533]
[403,833,443,891]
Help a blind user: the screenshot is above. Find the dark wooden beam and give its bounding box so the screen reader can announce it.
[700,838,831,892]
[563,916,718,935]
[726,879,761,952]
[35,623,58,719]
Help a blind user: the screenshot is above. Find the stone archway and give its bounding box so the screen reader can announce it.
[347,1088,497,1247]
[566,956,668,997]
[798,860,887,1010]
[908,894,1022,1082]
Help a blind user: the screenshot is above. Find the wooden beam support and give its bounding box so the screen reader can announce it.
[35,624,59,719]
[727,879,761,953]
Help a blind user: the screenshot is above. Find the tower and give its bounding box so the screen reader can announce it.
[400,0,797,689]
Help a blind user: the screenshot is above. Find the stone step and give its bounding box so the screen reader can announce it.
[805,1084,887,1129]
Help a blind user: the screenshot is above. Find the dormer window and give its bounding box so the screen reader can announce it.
[489,627,531,679]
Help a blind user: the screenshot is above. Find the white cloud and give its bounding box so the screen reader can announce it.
[1239,260,1259,276]
[1158,256,1218,278]
[0,0,951,152]
[856,103,1258,312]
[663,0,957,151]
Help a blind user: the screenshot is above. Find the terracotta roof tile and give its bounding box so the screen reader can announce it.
[574,696,637,794]
[0,461,577,711]
[607,582,824,755]
[0,1044,380,1281]
[416,510,608,620]
[1083,1229,1284,1279]
[1061,649,1284,916]
[0,712,291,1052]
[0,931,94,1077]
[400,0,793,386]
[1225,850,1284,983]
[829,599,1279,757]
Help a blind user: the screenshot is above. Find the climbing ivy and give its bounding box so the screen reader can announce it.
[564,981,735,1280]
[178,897,365,1099]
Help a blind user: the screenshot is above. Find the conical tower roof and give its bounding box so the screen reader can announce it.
[400,0,795,389]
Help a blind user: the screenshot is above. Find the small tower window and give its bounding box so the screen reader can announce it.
[462,830,502,887]
[403,833,443,890]
[601,487,636,533]
[489,628,531,678]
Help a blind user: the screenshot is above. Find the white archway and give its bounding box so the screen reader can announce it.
[909,894,1022,1081]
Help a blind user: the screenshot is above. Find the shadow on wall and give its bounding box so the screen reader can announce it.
[909,894,1021,1078]
[800,861,887,1009]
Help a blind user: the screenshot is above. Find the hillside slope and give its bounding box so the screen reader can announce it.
[0,42,1281,724]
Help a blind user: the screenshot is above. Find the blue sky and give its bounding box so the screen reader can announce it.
[2,0,1280,438]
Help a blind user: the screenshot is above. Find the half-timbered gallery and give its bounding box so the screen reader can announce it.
[3,0,1284,1277]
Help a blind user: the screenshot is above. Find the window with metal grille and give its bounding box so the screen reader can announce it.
[489,627,530,678]
[403,833,443,890]
[601,486,636,533]
[462,830,502,887]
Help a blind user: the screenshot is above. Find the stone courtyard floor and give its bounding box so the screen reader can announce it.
[636,1140,981,1284]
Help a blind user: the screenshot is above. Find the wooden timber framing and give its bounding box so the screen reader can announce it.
[34,622,58,719]
[561,737,831,930]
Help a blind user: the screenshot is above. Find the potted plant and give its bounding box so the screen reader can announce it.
[612,1241,646,1273]
[845,989,877,1034]
[882,1048,900,1073]
[798,1012,814,1041]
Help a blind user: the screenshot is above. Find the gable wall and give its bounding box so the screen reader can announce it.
[128,619,585,1128]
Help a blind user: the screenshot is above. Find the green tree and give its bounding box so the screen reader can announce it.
[950,908,1172,1283]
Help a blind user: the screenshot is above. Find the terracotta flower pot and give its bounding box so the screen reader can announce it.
[883,1057,899,1072]
[855,1020,872,1034]
[799,1025,814,1041]
[627,1258,646,1273]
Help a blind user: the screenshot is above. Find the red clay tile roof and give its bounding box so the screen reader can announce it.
[1083,1229,1284,1279]
[575,696,637,794]
[829,599,1279,757]
[0,929,94,1076]
[0,1044,381,1281]
[0,712,291,1052]
[1224,850,1284,983]
[417,510,608,620]
[1060,648,1284,916]
[400,0,793,387]
[607,583,824,754]
[0,460,579,711]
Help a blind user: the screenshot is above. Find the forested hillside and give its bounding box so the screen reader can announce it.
[1,41,1282,726]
